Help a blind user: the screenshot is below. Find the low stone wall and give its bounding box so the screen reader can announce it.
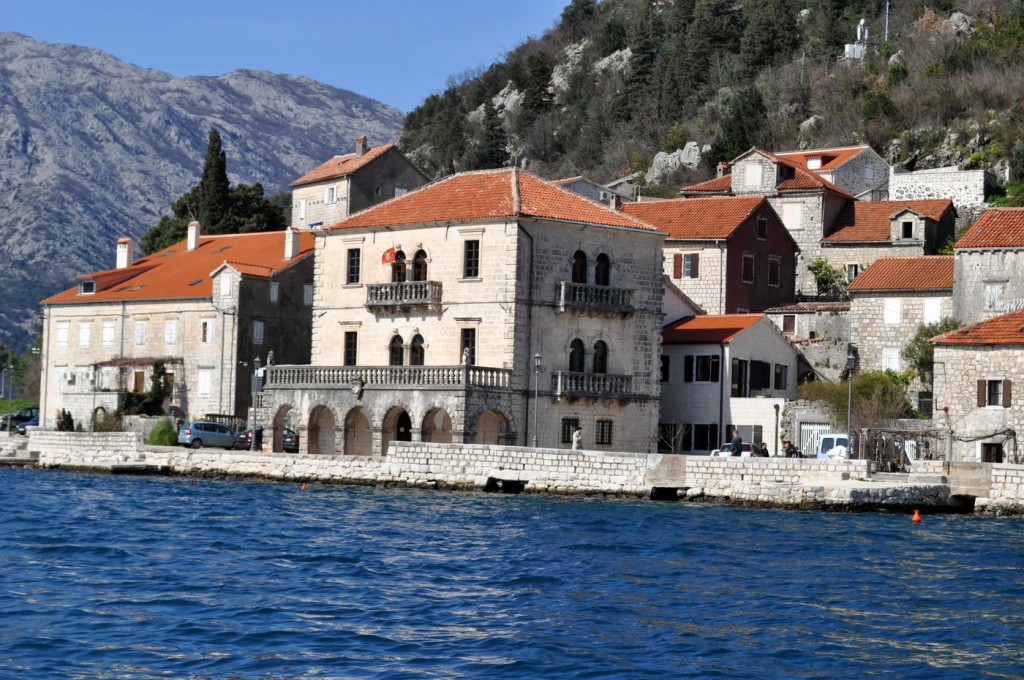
[23,432,1024,513]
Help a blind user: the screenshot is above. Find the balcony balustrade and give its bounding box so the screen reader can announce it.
[366,280,443,313]
[265,364,512,390]
[551,371,632,400]
[557,281,634,317]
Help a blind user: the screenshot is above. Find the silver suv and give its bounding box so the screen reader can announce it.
[177,421,239,449]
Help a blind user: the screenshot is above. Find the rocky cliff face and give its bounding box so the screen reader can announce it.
[0,33,404,350]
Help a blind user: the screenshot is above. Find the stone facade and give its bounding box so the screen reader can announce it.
[815,148,890,199]
[889,166,996,225]
[932,345,1024,462]
[953,248,1024,324]
[291,145,428,228]
[41,232,315,428]
[259,171,666,458]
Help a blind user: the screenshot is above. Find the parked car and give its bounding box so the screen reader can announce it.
[15,415,39,435]
[1,406,39,431]
[282,428,299,453]
[177,421,239,449]
[710,442,756,457]
[809,433,852,459]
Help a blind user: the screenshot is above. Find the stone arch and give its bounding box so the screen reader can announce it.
[307,404,338,455]
[421,407,453,443]
[595,252,611,286]
[412,249,428,281]
[272,404,295,453]
[381,406,413,456]
[569,338,585,373]
[343,407,372,456]
[571,250,588,284]
[474,410,510,445]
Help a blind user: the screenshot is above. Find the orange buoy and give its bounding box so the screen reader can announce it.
[912,509,921,523]
[301,482,307,491]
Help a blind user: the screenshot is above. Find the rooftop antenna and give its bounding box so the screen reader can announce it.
[885,0,890,42]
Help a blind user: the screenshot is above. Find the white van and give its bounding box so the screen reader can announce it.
[810,433,852,459]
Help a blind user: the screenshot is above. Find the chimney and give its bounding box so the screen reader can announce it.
[608,194,622,210]
[284,227,300,260]
[116,237,136,269]
[187,220,201,251]
[356,135,368,157]
[717,162,731,178]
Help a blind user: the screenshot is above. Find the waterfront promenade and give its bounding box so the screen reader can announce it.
[4,431,1023,514]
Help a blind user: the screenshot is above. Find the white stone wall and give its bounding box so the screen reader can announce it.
[933,345,1024,461]
[850,292,953,374]
[821,242,926,284]
[890,166,990,214]
[822,150,890,199]
[953,249,1024,324]
[663,243,727,314]
[291,177,352,228]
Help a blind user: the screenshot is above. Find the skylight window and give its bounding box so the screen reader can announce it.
[189,279,203,286]
[160,250,176,257]
[131,285,145,291]
[79,281,96,295]
[115,285,132,292]
[213,246,231,254]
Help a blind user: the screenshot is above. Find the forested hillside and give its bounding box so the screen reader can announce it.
[400,0,1024,194]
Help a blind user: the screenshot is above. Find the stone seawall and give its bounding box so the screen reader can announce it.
[19,433,1024,513]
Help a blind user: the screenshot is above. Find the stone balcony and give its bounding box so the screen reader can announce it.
[366,281,443,314]
[557,281,634,317]
[551,371,632,401]
[265,364,513,391]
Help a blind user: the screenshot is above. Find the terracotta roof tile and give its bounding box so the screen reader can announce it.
[933,308,1024,346]
[774,145,869,171]
[679,174,732,194]
[955,207,1024,249]
[663,313,764,344]
[823,199,954,242]
[290,144,393,186]
[678,149,854,198]
[847,255,953,292]
[44,230,314,305]
[765,301,850,313]
[621,196,765,239]
[323,168,657,232]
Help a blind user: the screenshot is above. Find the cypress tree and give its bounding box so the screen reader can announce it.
[197,129,231,229]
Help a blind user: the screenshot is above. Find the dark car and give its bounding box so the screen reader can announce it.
[1,407,39,431]
[283,428,299,453]
[15,415,39,435]
[177,421,239,449]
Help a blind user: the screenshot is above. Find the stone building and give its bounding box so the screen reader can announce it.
[889,165,997,228]
[40,225,315,429]
[932,309,1024,463]
[847,255,954,415]
[554,176,631,204]
[821,199,956,282]
[621,196,798,314]
[774,145,890,200]
[659,314,799,455]
[764,301,850,383]
[290,136,428,228]
[952,207,1024,325]
[257,168,666,456]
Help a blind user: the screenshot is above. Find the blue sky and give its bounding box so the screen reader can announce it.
[7,0,567,112]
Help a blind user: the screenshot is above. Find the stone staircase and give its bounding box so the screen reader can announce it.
[0,434,38,465]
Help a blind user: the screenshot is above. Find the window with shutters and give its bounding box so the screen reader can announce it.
[304,284,314,306]
[782,314,795,335]
[200,320,214,345]
[846,263,859,282]
[684,253,699,278]
[744,163,762,187]
[782,203,803,231]
[984,282,1005,311]
[883,348,900,371]
[884,298,901,325]
[979,379,1011,408]
[731,358,749,397]
[102,321,115,347]
[757,214,768,240]
[774,364,789,390]
[768,256,781,287]
[165,321,177,346]
[923,298,942,324]
[742,253,755,283]
[269,281,280,303]
[134,321,147,346]
[750,360,771,391]
[253,320,265,345]
[684,355,720,383]
[198,369,212,395]
[78,324,91,347]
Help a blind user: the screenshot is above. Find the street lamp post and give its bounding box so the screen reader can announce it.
[846,350,856,455]
[532,353,542,448]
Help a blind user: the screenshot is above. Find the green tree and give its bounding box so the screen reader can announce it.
[465,99,509,170]
[807,257,849,300]
[141,131,287,254]
[705,87,767,167]
[799,370,914,433]
[560,0,597,42]
[739,0,799,77]
[902,318,961,384]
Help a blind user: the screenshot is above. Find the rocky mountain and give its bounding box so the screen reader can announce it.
[0,32,404,351]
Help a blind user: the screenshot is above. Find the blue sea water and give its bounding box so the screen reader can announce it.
[0,468,1022,679]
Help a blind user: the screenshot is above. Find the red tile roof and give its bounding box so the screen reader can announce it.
[955,207,1024,249]
[679,174,732,194]
[621,196,766,239]
[323,168,658,232]
[847,255,953,291]
[290,144,393,186]
[663,313,764,344]
[44,230,314,305]
[774,146,870,172]
[932,308,1024,346]
[678,149,853,198]
[823,199,954,242]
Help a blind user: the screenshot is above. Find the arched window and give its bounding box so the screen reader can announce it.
[391,250,407,283]
[593,340,608,374]
[595,254,610,286]
[410,334,425,365]
[572,250,588,284]
[412,250,428,282]
[569,339,585,373]
[389,335,404,366]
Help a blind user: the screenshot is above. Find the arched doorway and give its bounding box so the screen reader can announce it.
[344,407,372,456]
[307,405,337,455]
[475,410,509,445]
[422,408,453,443]
[381,407,413,455]
[272,404,294,453]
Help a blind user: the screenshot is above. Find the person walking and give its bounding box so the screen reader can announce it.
[730,429,743,456]
[572,426,583,450]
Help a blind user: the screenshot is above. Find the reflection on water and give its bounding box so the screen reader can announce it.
[0,468,1022,679]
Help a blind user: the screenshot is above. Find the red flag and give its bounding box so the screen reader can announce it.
[382,247,396,265]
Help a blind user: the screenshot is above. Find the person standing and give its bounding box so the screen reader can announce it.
[572,426,583,450]
[760,442,770,457]
[730,429,743,456]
